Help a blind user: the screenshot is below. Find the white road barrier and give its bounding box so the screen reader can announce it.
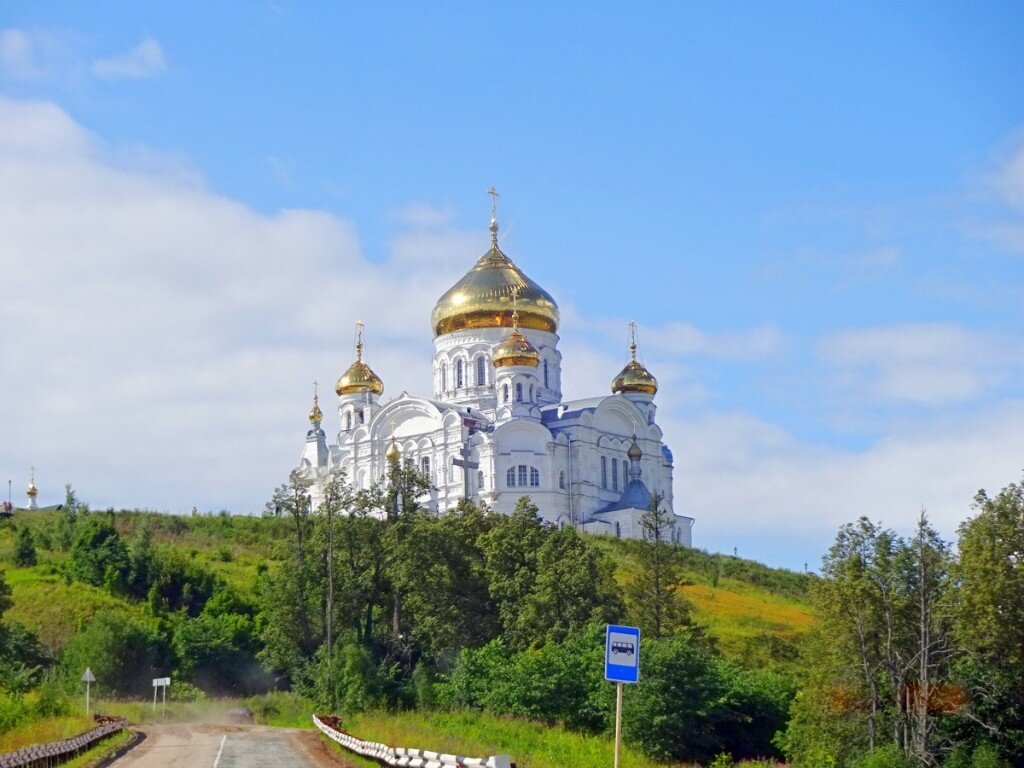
[312,714,513,768]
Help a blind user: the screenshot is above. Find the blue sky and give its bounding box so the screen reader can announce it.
[2,3,1023,570]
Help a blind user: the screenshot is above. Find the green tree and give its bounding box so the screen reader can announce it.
[59,612,170,697]
[13,527,37,567]
[68,516,128,589]
[625,491,695,639]
[954,477,1024,760]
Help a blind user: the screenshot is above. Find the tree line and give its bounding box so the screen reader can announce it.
[779,476,1024,768]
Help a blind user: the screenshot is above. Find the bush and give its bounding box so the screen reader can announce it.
[853,745,915,768]
[59,612,170,697]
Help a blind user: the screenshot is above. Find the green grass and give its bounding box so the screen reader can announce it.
[341,710,673,768]
[62,727,135,768]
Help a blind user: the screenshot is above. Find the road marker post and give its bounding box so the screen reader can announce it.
[605,625,640,768]
[81,668,96,716]
[152,677,171,716]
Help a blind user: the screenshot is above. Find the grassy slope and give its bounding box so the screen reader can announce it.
[0,510,812,668]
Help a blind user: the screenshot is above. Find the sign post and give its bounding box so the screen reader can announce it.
[81,668,95,716]
[605,625,641,768]
[152,677,171,716]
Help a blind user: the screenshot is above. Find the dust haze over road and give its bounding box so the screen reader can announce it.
[110,723,342,767]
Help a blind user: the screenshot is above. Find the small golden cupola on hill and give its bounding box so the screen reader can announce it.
[611,321,658,396]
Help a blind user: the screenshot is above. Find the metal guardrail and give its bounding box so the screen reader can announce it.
[0,717,127,768]
[313,714,513,768]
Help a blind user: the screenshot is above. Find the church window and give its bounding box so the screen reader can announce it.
[518,464,527,486]
[611,458,619,491]
[506,467,516,487]
[529,467,540,486]
[559,470,565,489]
[515,383,523,401]
[359,409,365,424]
[502,384,509,402]
[601,456,608,488]
[456,359,464,389]
[441,364,448,392]
[345,412,352,430]
[477,470,485,490]
[476,356,486,386]
[421,456,430,477]
[543,359,549,388]
[615,522,621,539]
[529,384,533,400]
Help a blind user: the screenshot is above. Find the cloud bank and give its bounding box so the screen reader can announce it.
[1,95,1021,570]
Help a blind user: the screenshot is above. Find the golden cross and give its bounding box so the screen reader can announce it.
[629,320,638,361]
[488,186,499,219]
[355,321,365,361]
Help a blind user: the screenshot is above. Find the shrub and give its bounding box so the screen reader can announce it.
[853,745,914,768]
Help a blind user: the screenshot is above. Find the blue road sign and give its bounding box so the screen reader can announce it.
[605,624,640,684]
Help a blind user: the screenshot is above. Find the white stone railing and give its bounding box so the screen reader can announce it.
[312,714,512,768]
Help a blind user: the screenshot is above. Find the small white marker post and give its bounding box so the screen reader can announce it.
[605,625,641,768]
[81,668,96,716]
[152,677,171,717]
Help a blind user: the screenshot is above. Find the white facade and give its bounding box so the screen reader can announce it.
[295,217,693,545]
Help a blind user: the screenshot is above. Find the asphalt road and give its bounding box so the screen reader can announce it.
[110,723,341,768]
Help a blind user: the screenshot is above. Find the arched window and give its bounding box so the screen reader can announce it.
[506,467,516,487]
[611,458,619,491]
[518,465,528,486]
[358,409,365,424]
[502,384,509,402]
[601,456,608,488]
[515,383,523,401]
[543,359,549,388]
[345,412,352,430]
[441,363,448,392]
[477,470,485,490]
[421,456,430,477]
[558,470,565,489]
[529,467,540,486]
[456,359,464,388]
[476,356,486,386]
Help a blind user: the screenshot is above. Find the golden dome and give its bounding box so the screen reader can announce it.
[336,322,384,397]
[431,218,559,337]
[612,322,658,396]
[385,437,401,462]
[493,329,540,368]
[26,482,38,498]
[308,394,323,424]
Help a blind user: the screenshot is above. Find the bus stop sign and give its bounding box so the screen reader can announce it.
[605,624,640,684]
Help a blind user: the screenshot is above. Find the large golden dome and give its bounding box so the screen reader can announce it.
[431,219,559,337]
[493,329,540,368]
[336,323,384,396]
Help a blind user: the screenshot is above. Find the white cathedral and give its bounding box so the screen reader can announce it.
[295,200,693,545]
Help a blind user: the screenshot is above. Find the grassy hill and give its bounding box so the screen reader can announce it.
[0,507,812,669]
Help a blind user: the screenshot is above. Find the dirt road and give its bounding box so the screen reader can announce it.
[109,723,342,768]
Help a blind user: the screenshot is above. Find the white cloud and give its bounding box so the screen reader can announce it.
[818,322,1013,406]
[0,28,65,80]
[92,37,166,80]
[2,95,1021,573]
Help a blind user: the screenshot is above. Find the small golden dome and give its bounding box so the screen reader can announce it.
[612,360,658,396]
[308,395,323,425]
[385,437,401,462]
[431,216,559,337]
[493,329,540,368]
[26,482,38,498]
[336,322,384,396]
[612,322,658,396]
